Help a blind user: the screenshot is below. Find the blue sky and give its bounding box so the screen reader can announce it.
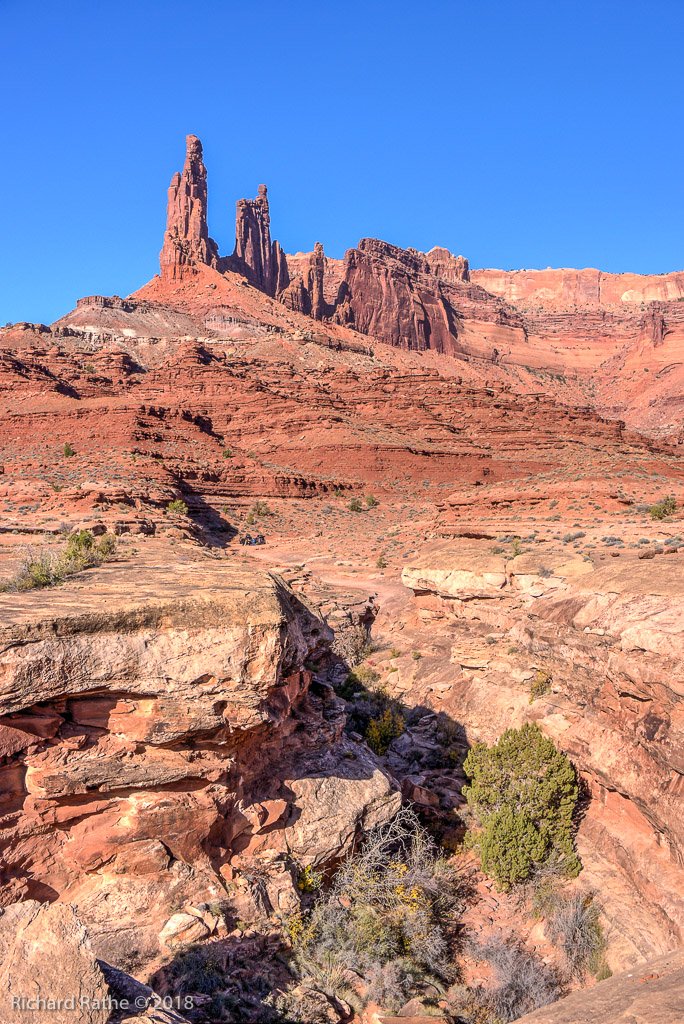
[2,0,683,324]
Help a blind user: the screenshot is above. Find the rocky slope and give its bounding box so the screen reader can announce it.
[514,947,684,1024]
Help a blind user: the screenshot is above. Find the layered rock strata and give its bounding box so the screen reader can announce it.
[0,563,399,964]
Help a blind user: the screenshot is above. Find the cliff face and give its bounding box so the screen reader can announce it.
[0,563,399,964]
[334,237,520,356]
[397,541,684,963]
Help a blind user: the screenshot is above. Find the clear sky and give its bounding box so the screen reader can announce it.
[2,0,683,324]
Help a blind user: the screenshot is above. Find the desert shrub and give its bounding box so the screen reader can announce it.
[251,499,270,516]
[246,512,255,525]
[166,499,189,515]
[365,493,378,507]
[222,447,232,458]
[538,565,553,578]
[288,807,459,1000]
[475,940,563,1022]
[297,864,323,892]
[389,647,401,658]
[84,363,95,374]
[63,442,75,457]
[366,706,404,754]
[562,531,585,543]
[412,650,422,660]
[650,495,676,519]
[463,723,580,889]
[332,624,376,667]
[529,669,552,703]
[511,538,523,556]
[349,498,363,512]
[365,960,414,1011]
[545,890,606,979]
[376,553,388,568]
[159,946,226,996]
[347,663,380,689]
[1,531,117,592]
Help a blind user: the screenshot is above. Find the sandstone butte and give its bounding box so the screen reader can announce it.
[0,133,684,1023]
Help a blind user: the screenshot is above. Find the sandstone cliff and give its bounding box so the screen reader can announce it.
[0,562,399,965]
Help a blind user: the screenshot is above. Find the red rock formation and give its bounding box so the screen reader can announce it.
[279,241,328,319]
[425,245,470,283]
[334,237,521,357]
[223,185,289,296]
[0,566,398,963]
[159,135,219,281]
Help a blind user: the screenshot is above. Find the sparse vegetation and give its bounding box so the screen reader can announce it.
[166,499,189,515]
[376,552,388,568]
[465,939,563,1022]
[649,495,676,520]
[63,442,75,457]
[349,497,363,512]
[365,705,404,754]
[529,669,552,703]
[545,890,607,979]
[365,493,378,507]
[286,808,460,1011]
[297,864,323,892]
[0,530,117,592]
[463,722,580,889]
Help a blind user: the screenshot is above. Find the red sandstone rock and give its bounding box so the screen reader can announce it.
[160,135,219,282]
[224,184,289,296]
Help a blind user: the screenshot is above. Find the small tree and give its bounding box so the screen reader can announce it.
[650,496,676,520]
[63,442,75,458]
[166,499,189,515]
[463,722,580,889]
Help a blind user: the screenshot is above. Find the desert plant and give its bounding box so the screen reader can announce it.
[376,553,388,568]
[0,531,117,593]
[287,807,459,1000]
[650,495,676,520]
[529,669,552,703]
[251,499,270,516]
[365,706,404,755]
[463,722,580,889]
[63,442,75,457]
[546,890,606,979]
[349,498,363,512]
[475,940,563,1022]
[365,493,378,507]
[166,499,188,515]
[297,864,323,893]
